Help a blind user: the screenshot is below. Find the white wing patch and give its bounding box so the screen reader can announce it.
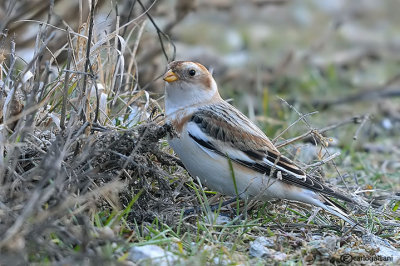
[186,121,256,163]
[186,122,219,159]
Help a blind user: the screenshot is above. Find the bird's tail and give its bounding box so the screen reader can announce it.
[316,195,365,232]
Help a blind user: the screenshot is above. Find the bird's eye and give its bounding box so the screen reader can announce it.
[188,69,196,76]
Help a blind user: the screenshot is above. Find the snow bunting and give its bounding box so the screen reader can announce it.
[163,61,356,226]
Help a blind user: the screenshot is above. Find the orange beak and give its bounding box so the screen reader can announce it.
[163,70,179,83]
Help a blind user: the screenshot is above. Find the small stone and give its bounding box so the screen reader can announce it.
[215,214,232,225]
[382,118,393,130]
[203,212,232,225]
[323,235,338,251]
[128,245,178,266]
[272,251,287,261]
[309,235,338,258]
[249,245,274,259]
[362,234,400,262]
[254,237,275,248]
[249,237,276,258]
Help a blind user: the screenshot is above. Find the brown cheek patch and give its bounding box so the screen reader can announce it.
[200,75,212,89]
[193,63,212,88]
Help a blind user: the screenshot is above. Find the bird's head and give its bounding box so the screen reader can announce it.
[163,61,221,115]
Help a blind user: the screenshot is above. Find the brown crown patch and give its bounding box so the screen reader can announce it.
[168,61,185,71]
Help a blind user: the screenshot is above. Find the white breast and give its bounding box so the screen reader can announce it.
[168,127,238,196]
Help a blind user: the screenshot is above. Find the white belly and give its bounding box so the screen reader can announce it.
[169,132,239,196]
[168,130,309,201]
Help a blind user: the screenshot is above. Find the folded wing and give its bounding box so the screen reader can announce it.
[186,102,352,203]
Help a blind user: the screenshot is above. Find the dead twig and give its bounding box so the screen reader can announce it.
[353,114,369,140]
[276,115,366,148]
[275,97,355,190]
[137,0,176,62]
[79,0,96,122]
[60,48,72,130]
[272,111,318,144]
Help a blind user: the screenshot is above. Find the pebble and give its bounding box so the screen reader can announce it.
[128,245,178,266]
[362,234,400,262]
[249,236,287,261]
